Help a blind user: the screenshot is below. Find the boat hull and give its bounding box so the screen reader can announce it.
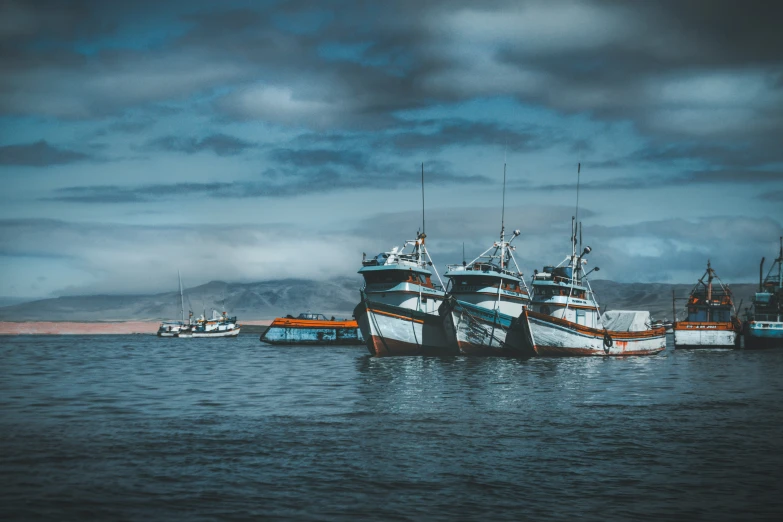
[673,322,740,349]
[743,321,783,349]
[261,324,363,345]
[354,300,456,357]
[521,309,666,356]
[192,327,240,338]
[440,298,530,357]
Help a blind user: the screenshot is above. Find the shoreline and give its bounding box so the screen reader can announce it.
[0,320,273,335]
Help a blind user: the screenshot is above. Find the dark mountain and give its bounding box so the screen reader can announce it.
[0,278,363,322]
[0,278,758,322]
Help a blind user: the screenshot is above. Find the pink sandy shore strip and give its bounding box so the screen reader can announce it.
[0,320,272,335]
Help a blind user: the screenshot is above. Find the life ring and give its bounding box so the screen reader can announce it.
[602,331,613,353]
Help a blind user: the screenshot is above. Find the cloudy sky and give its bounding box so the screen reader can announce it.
[1,0,782,298]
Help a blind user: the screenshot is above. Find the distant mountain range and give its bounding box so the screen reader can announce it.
[0,278,758,322]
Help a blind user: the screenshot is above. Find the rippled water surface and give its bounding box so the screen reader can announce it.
[1,334,782,520]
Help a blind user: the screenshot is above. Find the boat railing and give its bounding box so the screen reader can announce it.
[751,313,782,322]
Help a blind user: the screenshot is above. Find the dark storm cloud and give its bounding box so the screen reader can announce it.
[268,148,368,169]
[46,163,491,203]
[759,190,783,202]
[524,169,783,192]
[1,0,781,178]
[144,133,256,156]
[391,119,546,151]
[0,140,91,166]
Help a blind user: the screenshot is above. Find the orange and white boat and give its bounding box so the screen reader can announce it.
[518,165,665,357]
[260,313,363,345]
[353,232,454,356]
[673,261,741,349]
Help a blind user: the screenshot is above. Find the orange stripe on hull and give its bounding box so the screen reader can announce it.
[673,322,741,332]
[269,318,359,328]
[366,308,424,324]
[526,309,666,339]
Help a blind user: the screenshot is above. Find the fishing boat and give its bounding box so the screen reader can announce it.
[672,261,741,349]
[192,309,240,338]
[744,237,783,349]
[353,232,453,356]
[440,164,531,356]
[156,271,193,338]
[518,164,666,357]
[260,312,364,345]
[353,164,454,357]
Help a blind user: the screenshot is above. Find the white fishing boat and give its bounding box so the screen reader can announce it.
[672,260,741,349]
[353,232,453,356]
[192,309,240,338]
[156,271,193,338]
[519,164,666,357]
[353,164,454,356]
[440,163,531,356]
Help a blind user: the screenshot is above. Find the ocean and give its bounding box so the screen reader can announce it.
[1,334,782,520]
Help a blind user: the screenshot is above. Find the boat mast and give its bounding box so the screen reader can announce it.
[706,260,713,322]
[500,162,506,270]
[421,162,425,237]
[572,163,581,285]
[178,270,185,324]
[779,236,782,289]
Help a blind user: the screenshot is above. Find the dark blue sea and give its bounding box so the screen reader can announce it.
[1,334,782,521]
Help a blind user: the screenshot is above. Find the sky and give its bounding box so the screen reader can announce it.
[0,0,782,298]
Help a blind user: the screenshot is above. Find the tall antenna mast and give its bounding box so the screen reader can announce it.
[575,162,581,225]
[500,162,507,269]
[501,163,506,239]
[421,162,425,236]
[178,270,185,324]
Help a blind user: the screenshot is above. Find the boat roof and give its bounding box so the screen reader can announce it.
[532,279,588,291]
[444,263,522,281]
[359,235,436,276]
[444,231,527,288]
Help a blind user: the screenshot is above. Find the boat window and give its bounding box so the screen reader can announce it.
[363,271,410,285]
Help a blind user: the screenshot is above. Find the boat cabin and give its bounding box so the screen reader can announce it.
[358,233,446,313]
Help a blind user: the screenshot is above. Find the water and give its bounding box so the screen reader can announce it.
[1,334,782,521]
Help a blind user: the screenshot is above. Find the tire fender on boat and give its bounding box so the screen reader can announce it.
[603,331,613,353]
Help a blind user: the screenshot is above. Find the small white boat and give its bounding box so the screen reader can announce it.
[157,271,193,338]
[192,310,240,338]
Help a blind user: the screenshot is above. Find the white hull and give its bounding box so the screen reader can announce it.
[673,328,738,348]
[441,299,528,357]
[523,310,666,356]
[192,328,240,338]
[354,301,455,356]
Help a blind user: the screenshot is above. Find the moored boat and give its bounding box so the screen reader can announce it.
[672,261,741,349]
[518,164,665,356]
[260,312,364,345]
[192,309,240,338]
[743,237,783,349]
[353,232,454,356]
[440,228,531,357]
[157,271,193,338]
